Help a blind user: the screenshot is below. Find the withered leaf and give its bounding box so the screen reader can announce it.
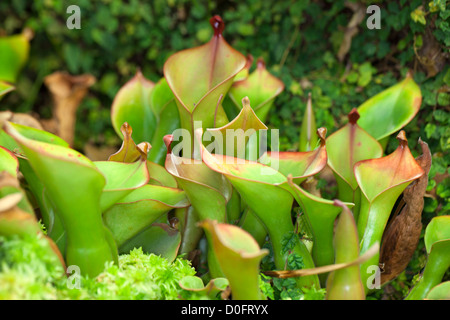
[264,243,379,279]
[0,110,43,130]
[337,2,366,62]
[43,71,95,146]
[300,176,322,197]
[379,138,432,284]
[415,28,448,78]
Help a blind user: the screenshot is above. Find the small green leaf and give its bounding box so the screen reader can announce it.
[287,253,304,270]
[357,62,374,87]
[281,231,299,255]
[259,274,275,300]
[411,6,427,25]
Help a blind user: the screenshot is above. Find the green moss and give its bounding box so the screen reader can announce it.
[0,235,65,300]
[0,235,196,300]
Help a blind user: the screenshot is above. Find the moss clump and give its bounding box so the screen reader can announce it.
[0,234,196,300]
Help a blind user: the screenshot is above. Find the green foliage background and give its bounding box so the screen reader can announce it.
[0,0,449,299]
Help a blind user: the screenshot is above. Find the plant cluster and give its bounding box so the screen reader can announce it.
[1,1,448,220]
[0,3,449,300]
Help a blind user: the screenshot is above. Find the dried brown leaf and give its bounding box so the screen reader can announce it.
[379,138,432,284]
[0,193,23,212]
[300,176,321,197]
[83,142,120,161]
[44,71,95,146]
[415,28,448,78]
[337,2,366,62]
[264,243,379,279]
[0,111,43,130]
